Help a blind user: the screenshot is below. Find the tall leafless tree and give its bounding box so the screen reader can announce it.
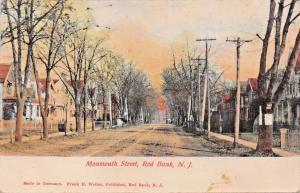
[56,25,104,132]
[1,0,62,142]
[256,0,300,152]
[30,0,75,139]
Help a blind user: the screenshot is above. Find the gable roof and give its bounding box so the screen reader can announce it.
[221,93,231,103]
[0,64,11,83]
[66,80,84,88]
[53,79,59,84]
[248,78,258,91]
[39,79,56,92]
[295,52,300,73]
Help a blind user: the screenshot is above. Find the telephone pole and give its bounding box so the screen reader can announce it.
[108,89,113,128]
[196,38,216,138]
[226,37,252,147]
[192,56,204,133]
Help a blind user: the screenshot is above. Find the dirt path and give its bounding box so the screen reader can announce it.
[0,124,261,156]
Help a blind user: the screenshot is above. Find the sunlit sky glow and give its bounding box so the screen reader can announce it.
[88,0,299,91]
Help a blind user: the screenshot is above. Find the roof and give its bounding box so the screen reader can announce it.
[0,64,11,83]
[221,93,231,103]
[248,78,258,91]
[39,79,56,92]
[66,80,84,88]
[39,79,47,92]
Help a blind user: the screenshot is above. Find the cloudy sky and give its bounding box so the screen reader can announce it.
[88,0,299,91]
[0,1,298,91]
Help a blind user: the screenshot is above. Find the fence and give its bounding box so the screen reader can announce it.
[286,129,300,152]
[239,129,300,153]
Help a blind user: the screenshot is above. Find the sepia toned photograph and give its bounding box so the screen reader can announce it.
[0,0,299,192]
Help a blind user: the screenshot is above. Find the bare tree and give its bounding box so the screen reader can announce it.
[111,58,134,119]
[127,69,157,123]
[95,52,119,128]
[56,25,104,133]
[82,39,105,132]
[1,0,62,142]
[162,49,225,131]
[256,0,300,152]
[31,0,74,139]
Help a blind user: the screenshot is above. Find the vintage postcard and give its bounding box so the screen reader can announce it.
[0,0,299,192]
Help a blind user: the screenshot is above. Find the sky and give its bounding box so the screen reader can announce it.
[0,0,298,92]
[88,0,300,91]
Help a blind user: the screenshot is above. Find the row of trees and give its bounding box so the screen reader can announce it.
[1,0,157,142]
[162,42,231,132]
[162,0,299,153]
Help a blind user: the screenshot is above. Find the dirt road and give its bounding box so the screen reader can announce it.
[0,124,257,156]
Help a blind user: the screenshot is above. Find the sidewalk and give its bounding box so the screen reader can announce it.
[0,131,73,145]
[210,132,300,157]
[0,126,116,145]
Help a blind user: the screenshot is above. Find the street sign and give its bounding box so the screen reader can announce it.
[266,103,272,110]
[258,106,273,125]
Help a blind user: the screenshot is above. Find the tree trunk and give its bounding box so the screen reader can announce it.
[31,53,47,139]
[15,98,25,142]
[256,124,273,152]
[83,100,86,133]
[42,116,48,139]
[42,71,51,138]
[256,108,273,153]
[91,104,95,131]
[75,102,81,132]
[103,93,107,129]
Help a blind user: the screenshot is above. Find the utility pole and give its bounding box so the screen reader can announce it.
[187,95,192,128]
[226,37,252,147]
[191,56,204,132]
[108,89,112,128]
[196,38,216,138]
[125,97,129,122]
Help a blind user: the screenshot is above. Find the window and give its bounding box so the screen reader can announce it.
[7,85,11,95]
[241,97,244,107]
[6,81,12,95]
[36,106,40,117]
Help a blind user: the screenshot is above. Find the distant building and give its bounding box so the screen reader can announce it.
[0,63,41,121]
[216,52,300,133]
[273,52,300,131]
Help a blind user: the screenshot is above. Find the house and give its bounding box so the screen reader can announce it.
[240,78,259,132]
[0,64,12,120]
[273,52,300,131]
[218,92,235,133]
[206,52,300,134]
[214,77,259,133]
[0,64,44,121]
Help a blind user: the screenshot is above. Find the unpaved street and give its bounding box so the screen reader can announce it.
[0,124,257,156]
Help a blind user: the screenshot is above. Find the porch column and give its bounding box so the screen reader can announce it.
[297,105,300,126]
[287,102,291,125]
[281,102,284,124]
[275,105,278,122]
